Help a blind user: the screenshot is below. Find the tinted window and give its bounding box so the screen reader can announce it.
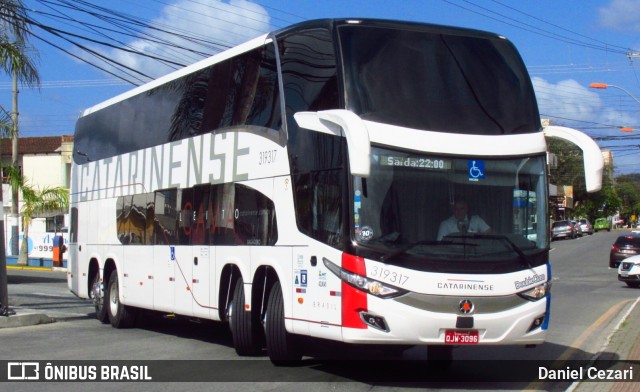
[234,184,278,246]
[117,193,154,244]
[615,236,640,246]
[153,189,178,245]
[280,28,340,174]
[293,169,344,249]
[177,188,194,245]
[279,28,346,249]
[116,184,277,246]
[209,183,278,246]
[210,183,237,245]
[74,43,282,163]
[339,25,540,134]
[197,45,282,137]
[70,207,78,243]
[191,185,210,245]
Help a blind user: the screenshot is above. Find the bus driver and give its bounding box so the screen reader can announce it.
[437,198,491,240]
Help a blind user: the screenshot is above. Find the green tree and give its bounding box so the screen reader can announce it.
[616,175,640,225]
[3,165,69,265]
[0,0,40,258]
[547,136,624,223]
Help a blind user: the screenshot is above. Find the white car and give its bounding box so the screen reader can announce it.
[618,254,640,288]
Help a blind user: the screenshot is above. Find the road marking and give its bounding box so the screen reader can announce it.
[558,298,632,362]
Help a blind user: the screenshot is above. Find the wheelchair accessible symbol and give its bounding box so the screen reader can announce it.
[468,160,485,181]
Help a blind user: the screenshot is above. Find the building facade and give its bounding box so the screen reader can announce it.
[1,135,73,261]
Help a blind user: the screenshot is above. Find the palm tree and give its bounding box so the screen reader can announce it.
[0,0,40,257]
[3,165,69,265]
[0,1,39,312]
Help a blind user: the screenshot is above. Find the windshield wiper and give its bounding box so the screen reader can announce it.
[379,239,471,262]
[445,233,532,268]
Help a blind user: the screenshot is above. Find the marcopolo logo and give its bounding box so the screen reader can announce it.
[514,273,546,290]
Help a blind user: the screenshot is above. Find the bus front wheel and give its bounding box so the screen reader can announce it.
[265,281,302,364]
[106,270,137,328]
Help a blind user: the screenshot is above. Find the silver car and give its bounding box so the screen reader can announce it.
[551,220,577,241]
[578,219,594,235]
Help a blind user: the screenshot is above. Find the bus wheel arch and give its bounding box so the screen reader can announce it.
[251,265,279,325]
[218,264,242,323]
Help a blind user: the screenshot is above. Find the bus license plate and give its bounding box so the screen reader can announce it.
[445,330,479,345]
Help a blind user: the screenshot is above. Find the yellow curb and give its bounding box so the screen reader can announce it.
[7,265,53,271]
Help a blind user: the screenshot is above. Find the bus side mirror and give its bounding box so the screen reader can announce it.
[543,125,604,193]
[294,109,371,177]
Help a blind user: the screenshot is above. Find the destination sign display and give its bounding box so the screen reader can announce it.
[378,155,452,170]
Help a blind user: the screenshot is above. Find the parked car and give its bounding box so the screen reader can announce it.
[594,217,611,232]
[570,220,584,237]
[610,233,640,268]
[578,219,594,235]
[618,254,640,288]
[551,220,577,241]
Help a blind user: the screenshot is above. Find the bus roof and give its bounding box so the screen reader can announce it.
[79,18,508,118]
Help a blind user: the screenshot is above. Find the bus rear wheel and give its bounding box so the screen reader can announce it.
[106,270,137,328]
[90,271,108,324]
[265,281,302,365]
[229,278,262,355]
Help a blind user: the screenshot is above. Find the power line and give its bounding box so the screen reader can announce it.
[442,0,634,55]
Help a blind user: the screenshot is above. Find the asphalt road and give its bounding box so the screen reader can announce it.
[0,229,638,391]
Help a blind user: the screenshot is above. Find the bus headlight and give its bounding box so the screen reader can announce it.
[517,282,550,301]
[323,257,407,299]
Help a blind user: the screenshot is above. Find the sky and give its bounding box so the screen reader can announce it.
[1,0,640,174]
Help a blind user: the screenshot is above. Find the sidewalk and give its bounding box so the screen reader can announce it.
[0,265,65,329]
[570,296,640,392]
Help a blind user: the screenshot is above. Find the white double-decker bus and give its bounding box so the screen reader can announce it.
[68,19,603,363]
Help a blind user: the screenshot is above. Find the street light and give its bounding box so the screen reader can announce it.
[589,82,640,105]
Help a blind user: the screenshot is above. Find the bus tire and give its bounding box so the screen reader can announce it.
[91,270,109,324]
[265,281,302,365]
[106,269,136,329]
[230,278,262,356]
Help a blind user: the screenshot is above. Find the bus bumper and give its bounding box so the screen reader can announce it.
[341,294,548,346]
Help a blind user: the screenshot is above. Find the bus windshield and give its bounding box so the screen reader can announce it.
[339,24,540,134]
[353,147,548,273]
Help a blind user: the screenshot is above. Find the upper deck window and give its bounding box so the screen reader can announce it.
[338,24,540,135]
